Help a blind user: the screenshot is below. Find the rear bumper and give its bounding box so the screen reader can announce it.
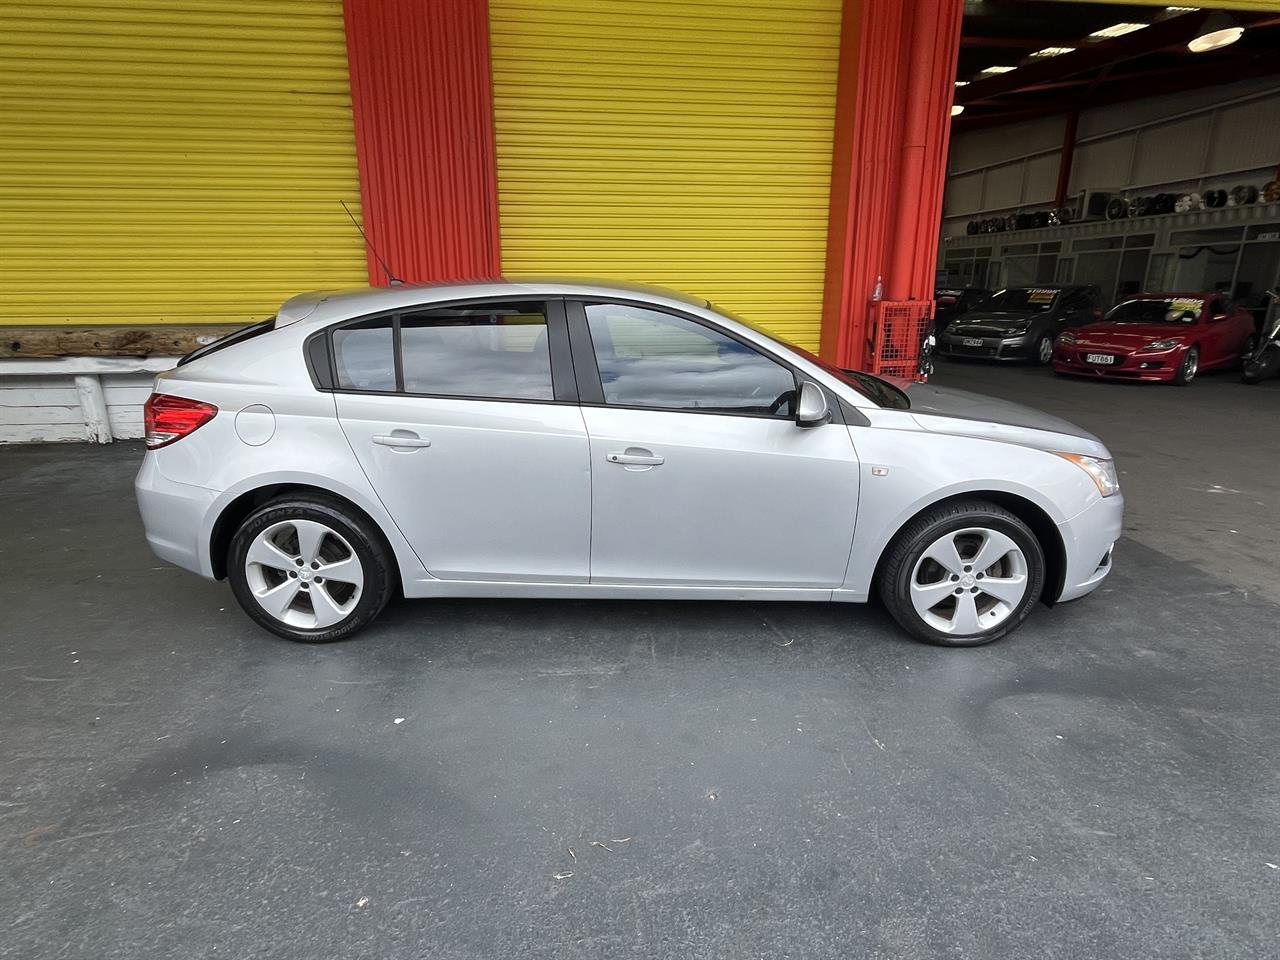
[1056,492,1124,602]
[134,454,218,578]
[1053,344,1178,381]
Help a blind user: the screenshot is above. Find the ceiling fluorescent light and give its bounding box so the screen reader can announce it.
[1188,12,1244,52]
[954,80,969,87]
[1089,22,1148,39]
[980,65,1017,75]
[951,104,965,117]
[1031,46,1076,57]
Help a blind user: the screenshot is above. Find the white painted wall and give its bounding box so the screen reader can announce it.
[0,359,174,444]
[942,79,1280,238]
[0,373,153,443]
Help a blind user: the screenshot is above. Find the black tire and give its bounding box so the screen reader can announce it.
[1240,335,1258,368]
[1242,344,1280,384]
[227,494,394,642]
[1172,345,1199,386]
[878,500,1046,647]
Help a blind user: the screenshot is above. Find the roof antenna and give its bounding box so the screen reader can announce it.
[341,200,403,286]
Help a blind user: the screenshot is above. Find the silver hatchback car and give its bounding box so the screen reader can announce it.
[135,281,1122,647]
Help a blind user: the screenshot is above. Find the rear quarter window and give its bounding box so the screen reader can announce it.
[333,317,396,391]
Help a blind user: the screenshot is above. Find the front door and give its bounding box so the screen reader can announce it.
[331,299,590,582]
[571,301,860,588]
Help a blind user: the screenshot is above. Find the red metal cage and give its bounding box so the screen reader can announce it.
[866,300,933,380]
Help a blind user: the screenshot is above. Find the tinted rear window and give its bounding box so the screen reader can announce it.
[400,302,553,400]
[333,317,396,391]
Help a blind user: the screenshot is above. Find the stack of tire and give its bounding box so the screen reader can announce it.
[1107,183,1274,220]
[965,207,1073,235]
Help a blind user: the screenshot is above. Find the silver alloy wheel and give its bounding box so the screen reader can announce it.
[1183,348,1198,381]
[909,527,1029,635]
[244,519,364,629]
[1038,335,1054,364]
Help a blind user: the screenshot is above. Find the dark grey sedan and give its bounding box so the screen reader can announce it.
[939,284,1103,365]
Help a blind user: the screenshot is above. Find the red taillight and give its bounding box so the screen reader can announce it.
[143,393,217,449]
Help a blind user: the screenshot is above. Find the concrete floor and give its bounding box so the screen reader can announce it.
[3,364,1279,959]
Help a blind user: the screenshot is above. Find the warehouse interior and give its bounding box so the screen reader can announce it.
[3,1,1280,957]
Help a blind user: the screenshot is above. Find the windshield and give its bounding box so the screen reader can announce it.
[710,303,911,409]
[1106,298,1203,324]
[979,288,1059,313]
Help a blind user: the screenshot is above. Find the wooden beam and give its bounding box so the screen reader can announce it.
[0,325,242,359]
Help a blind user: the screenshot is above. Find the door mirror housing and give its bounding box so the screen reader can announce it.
[796,381,830,427]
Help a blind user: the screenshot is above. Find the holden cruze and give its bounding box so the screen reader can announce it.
[135,281,1122,647]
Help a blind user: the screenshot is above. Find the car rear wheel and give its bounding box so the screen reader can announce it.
[878,500,1045,647]
[1173,345,1199,386]
[228,495,394,642]
[1034,334,1054,366]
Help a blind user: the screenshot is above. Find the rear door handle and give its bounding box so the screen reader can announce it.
[373,432,431,449]
[607,450,664,466]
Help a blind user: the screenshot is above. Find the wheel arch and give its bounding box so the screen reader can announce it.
[873,490,1067,606]
[209,483,400,593]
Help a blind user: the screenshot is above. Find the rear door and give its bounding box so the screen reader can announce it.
[569,300,859,588]
[331,298,591,583]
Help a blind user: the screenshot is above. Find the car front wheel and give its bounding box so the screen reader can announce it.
[227,495,394,642]
[878,500,1046,647]
[1173,345,1198,386]
[1033,333,1054,365]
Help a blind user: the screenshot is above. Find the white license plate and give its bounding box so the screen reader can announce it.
[1085,353,1116,365]
[963,338,983,347]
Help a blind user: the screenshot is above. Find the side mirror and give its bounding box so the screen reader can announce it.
[796,381,830,428]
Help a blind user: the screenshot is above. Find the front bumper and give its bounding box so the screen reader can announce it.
[1055,491,1124,602]
[938,332,1034,360]
[1053,343,1180,381]
[134,454,219,578]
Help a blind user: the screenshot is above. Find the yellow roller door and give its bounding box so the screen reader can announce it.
[0,0,366,326]
[490,0,841,349]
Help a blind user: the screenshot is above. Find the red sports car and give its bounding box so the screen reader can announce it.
[1052,293,1257,385]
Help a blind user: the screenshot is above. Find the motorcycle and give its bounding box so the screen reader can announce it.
[1242,288,1280,385]
[918,322,937,380]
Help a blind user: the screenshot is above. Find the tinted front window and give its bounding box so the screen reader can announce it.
[333,317,396,391]
[1105,299,1203,324]
[586,304,796,416]
[980,288,1060,312]
[400,302,553,400]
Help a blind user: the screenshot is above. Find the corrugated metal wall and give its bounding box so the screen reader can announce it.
[342,0,501,285]
[489,0,842,349]
[0,0,366,326]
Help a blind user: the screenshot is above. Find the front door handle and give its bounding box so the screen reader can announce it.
[373,432,431,449]
[607,450,664,466]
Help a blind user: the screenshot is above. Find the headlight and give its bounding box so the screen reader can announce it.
[1058,331,1076,344]
[1055,453,1120,497]
[1139,338,1183,352]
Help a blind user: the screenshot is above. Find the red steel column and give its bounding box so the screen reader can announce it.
[342,0,501,285]
[821,0,964,366]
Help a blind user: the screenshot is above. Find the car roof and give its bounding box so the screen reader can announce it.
[275,278,709,328]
